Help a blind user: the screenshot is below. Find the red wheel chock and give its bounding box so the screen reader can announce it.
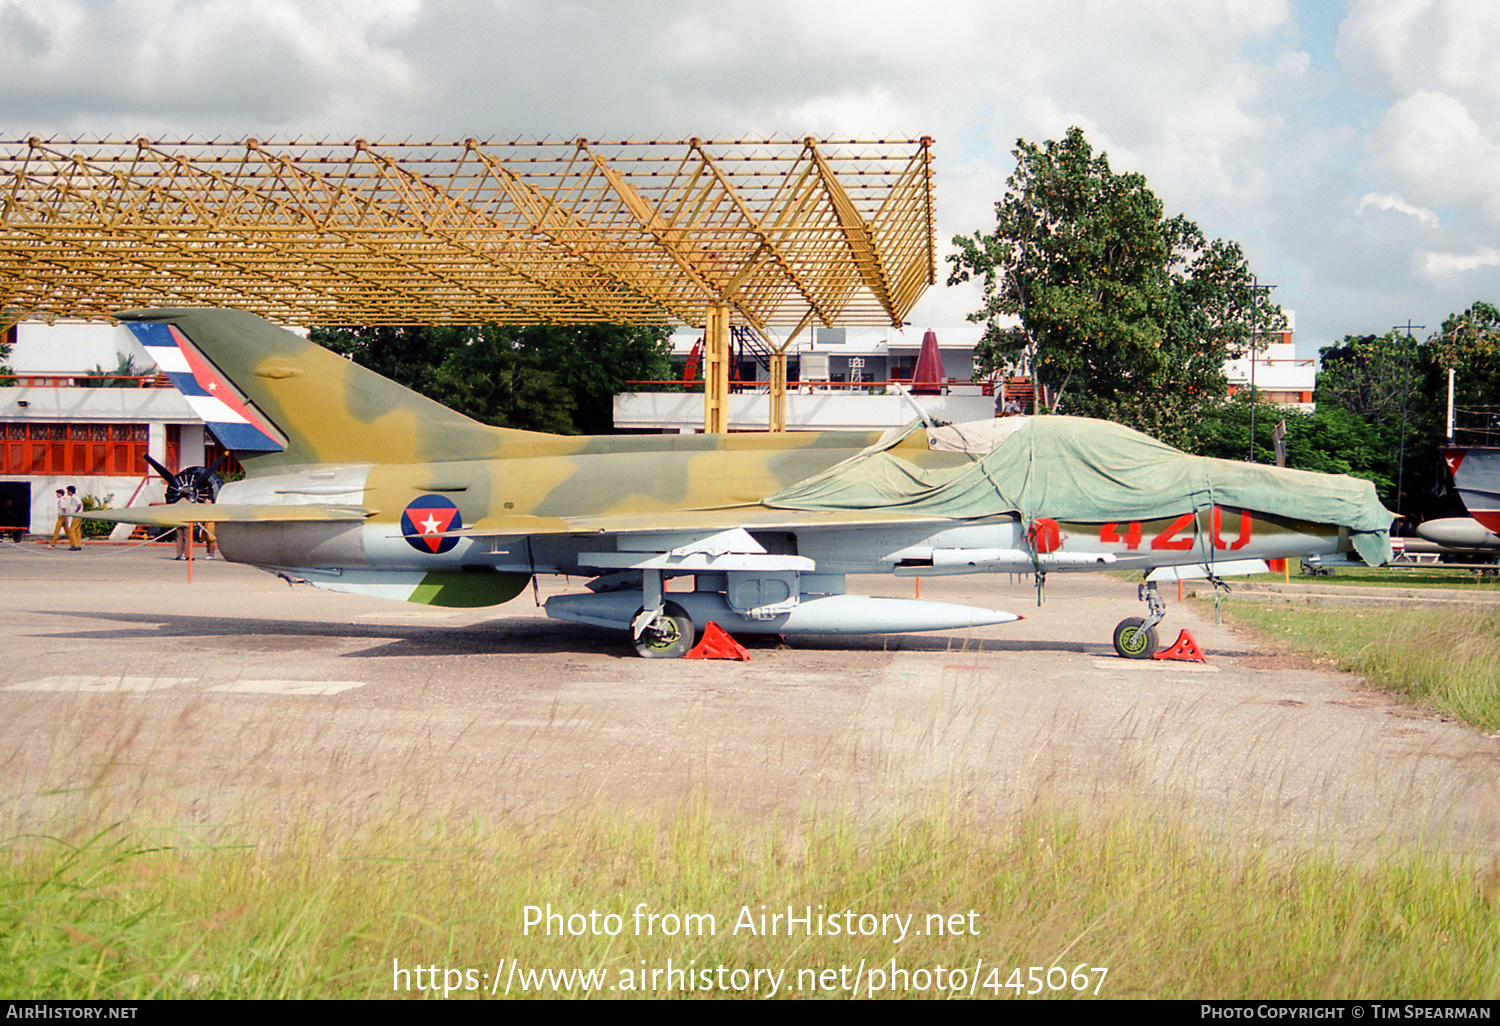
[1153,629,1207,663]
[685,621,752,661]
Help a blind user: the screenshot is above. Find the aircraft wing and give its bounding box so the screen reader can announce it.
[75,504,377,527]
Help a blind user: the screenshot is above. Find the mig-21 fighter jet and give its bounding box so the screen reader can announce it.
[80,309,1392,658]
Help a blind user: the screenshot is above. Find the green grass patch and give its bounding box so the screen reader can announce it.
[1250,566,1500,590]
[1116,566,1500,590]
[4,809,1499,1000]
[1212,601,1500,731]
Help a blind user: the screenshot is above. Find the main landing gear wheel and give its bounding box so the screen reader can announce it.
[1113,617,1159,659]
[632,602,695,659]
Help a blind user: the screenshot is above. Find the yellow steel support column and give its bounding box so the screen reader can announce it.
[769,348,787,432]
[703,303,731,434]
[766,311,813,433]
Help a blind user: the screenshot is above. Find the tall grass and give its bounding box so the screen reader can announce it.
[6,600,1500,1000]
[1213,602,1500,731]
[4,805,1498,999]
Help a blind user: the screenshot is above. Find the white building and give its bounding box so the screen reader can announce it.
[2,322,217,535]
[615,315,1319,432]
[614,325,998,432]
[1222,312,1316,411]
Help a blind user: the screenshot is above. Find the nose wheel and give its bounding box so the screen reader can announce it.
[1113,581,1166,659]
[1113,617,1159,659]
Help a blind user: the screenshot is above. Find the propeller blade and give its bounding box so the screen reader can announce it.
[144,454,175,482]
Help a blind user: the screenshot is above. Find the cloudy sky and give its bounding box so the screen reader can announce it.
[2,0,1497,355]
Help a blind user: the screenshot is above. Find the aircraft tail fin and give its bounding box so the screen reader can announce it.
[119,308,544,470]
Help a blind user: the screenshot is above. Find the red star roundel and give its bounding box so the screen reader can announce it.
[400,495,462,554]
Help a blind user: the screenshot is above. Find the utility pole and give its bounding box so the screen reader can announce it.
[1393,320,1424,525]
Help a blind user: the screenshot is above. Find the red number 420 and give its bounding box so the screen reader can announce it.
[1100,508,1251,552]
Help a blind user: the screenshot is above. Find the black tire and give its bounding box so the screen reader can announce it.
[1113,617,1159,660]
[632,602,694,659]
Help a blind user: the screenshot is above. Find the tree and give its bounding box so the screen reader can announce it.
[1311,332,1427,514]
[1310,310,1500,520]
[1426,301,1500,444]
[308,322,672,435]
[1184,394,1392,498]
[948,127,1282,445]
[306,324,464,399]
[502,324,673,435]
[423,326,578,434]
[81,352,149,387]
[1316,332,1420,425]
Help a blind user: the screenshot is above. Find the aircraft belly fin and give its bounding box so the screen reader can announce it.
[288,568,531,607]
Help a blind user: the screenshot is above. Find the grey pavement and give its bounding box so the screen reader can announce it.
[0,542,1496,863]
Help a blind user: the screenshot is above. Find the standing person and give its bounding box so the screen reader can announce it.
[49,489,67,548]
[173,494,216,560]
[64,486,83,550]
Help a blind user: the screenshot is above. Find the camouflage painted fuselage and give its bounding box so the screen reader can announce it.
[86,309,1373,652]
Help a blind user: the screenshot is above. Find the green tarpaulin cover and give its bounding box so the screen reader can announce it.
[766,416,1393,566]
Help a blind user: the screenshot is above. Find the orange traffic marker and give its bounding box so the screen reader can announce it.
[685,621,752,661]
[1153,629,1207,663]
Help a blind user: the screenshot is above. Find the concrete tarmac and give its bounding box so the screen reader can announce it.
[1,542,1497,860]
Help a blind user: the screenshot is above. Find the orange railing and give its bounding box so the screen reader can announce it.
[624,379,990,395]
[1,373,171,388]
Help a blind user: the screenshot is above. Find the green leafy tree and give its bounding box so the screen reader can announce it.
[948,127,1281,446]
[1425,301,1500,445]
[1310,309,1500,520]
[81,353,149,388]
[1317,332,1421,425]
[1312,332,1428,514]
[425,325,577,434]
[308,324,464,398]
[308,322,671,435]
[502,324,673,435]
[1184,395,1392,498]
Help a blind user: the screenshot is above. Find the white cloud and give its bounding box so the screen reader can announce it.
[1339,0,1500,120]
[1420,246,1500,281]
[0,0,1496,350]
[1363,90,1500,216]
[1356,192,1440,227]
[0,0,421,131]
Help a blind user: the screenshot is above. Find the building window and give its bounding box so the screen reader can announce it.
[0,423,149,476]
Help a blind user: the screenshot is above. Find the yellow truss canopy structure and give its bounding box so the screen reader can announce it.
[0,136,935,333]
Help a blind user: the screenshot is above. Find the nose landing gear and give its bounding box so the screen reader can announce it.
[1113,581,1166,659]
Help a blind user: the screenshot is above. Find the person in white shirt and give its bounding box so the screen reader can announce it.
[63,485,83,550]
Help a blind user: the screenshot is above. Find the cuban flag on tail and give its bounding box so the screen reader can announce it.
[127,321,285,453]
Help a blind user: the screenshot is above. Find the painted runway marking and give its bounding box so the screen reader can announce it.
[207,680,367,695]
[5,676,195,692]
[1089,660,1220,673]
